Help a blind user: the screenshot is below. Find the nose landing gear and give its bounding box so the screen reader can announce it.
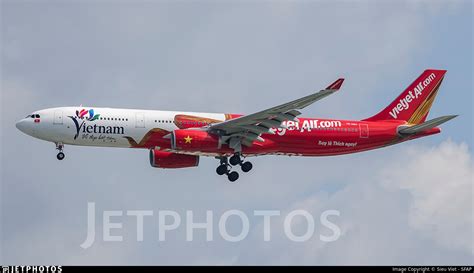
[56,142,65,160]
[216,153,252,182]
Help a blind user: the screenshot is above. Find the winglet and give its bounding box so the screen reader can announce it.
[326,78,344,90]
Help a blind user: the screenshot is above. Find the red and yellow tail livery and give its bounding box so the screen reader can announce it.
[365,69,446,124]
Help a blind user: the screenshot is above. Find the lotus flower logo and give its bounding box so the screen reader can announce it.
[76,109,100,121]
[69,108,100,140]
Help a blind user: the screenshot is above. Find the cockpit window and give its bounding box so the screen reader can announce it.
[26,114,40,119]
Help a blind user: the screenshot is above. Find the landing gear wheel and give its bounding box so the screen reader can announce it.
[216,164,228,176]
[55,142,65,160]
[228,171,239,182]
[241,161,253,173]
[229,154,241,166]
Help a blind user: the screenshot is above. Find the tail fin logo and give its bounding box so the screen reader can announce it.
[389,72,436,119]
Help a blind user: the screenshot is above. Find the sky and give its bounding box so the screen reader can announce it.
[1,0,473,265]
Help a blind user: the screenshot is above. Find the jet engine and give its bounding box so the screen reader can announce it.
[149,149,199,169]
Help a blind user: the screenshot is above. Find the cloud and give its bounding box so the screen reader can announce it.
[236,140,473,265]
[381,140,473,254]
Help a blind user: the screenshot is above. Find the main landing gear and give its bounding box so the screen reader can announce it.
[216,153,253,182]
[229,153,253,173]
[56,142,65,160]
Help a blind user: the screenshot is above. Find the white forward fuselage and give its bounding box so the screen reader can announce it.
[16,106,226,149]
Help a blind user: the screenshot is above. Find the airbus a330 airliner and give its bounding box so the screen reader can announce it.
[16,69,456,182]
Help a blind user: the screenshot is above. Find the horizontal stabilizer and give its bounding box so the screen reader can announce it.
[398,115,457,135]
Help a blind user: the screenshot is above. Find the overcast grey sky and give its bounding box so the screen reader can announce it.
[1,0,473,265]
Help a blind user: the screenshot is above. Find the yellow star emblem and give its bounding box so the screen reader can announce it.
[184,135,193,144]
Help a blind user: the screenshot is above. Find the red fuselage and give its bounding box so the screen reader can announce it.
[162,117,440,157]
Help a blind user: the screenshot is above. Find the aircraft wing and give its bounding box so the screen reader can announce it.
[208,78,344,148]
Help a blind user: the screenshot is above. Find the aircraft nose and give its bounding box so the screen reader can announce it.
[16,119,31,135]
[16,119,24,130]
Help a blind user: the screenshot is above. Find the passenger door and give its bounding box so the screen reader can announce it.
[359,123,369,138]
[135,113,145,128]
[53,110,63,125]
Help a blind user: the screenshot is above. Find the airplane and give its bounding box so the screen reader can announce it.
[16,69,456,182]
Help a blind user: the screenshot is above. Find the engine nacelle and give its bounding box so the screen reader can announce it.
[149,150,199,169]
[171,129,220,151]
